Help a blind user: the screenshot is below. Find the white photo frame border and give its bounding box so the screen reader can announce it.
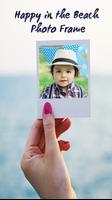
[36,40,90,118]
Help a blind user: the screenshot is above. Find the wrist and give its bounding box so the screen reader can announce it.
[54,184,77,199]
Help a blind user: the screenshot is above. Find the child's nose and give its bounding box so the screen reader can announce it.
[61,72,66,77]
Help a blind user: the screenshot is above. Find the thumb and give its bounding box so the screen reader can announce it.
[43,102,60,155]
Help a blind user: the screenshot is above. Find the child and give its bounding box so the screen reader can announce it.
[41,49,86,98]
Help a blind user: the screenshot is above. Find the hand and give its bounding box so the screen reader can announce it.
[21,102,76,199]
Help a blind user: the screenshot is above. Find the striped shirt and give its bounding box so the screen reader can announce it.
[40,83,86,99]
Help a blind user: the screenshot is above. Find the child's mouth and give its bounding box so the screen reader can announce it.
[60,80,67,82]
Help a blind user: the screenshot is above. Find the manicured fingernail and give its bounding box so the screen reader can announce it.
[44,102,52,114]
[63,141,69,144]
[59,141,70,151]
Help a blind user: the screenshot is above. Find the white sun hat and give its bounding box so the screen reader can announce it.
[51,49,79,69]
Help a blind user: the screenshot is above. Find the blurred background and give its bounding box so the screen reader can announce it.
[0,0,112,199]
[0,75,112,199]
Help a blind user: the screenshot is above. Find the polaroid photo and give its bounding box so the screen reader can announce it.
[36,40,90,118]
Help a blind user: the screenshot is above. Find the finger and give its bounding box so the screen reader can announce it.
[55,118,70,126]
[58,140,70,151]
[26,119,43,150]
[55,118,64,126]
[39,118,71,153]
[43,102,60,155]
[55,118,71,138]
[27,146,42,158]
[37,119,65,152]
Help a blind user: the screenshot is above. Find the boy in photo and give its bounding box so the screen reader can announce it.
[40,49,86,98]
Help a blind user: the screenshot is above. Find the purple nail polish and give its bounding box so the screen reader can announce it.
[44,102,52,114]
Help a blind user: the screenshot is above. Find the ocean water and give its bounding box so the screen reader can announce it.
[0,75,112,199]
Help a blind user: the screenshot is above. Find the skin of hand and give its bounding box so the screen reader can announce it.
[20,102,76,199]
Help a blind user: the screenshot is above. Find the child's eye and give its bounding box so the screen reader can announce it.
[67,71,71,73]
[56,70,61,73]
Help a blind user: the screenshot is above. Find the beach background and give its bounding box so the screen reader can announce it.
[0,75,112,199]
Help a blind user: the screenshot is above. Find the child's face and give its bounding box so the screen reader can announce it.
[53,65,75,88]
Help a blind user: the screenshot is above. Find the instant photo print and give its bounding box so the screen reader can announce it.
[36,40,90,118]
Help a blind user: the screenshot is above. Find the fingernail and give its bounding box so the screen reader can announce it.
[44,102,52,114]
[63,141,69,144]
[59,141,70,151]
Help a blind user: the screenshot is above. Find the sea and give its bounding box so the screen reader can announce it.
[0,75,112,199]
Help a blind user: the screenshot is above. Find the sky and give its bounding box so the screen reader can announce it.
[0,0,112,75]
